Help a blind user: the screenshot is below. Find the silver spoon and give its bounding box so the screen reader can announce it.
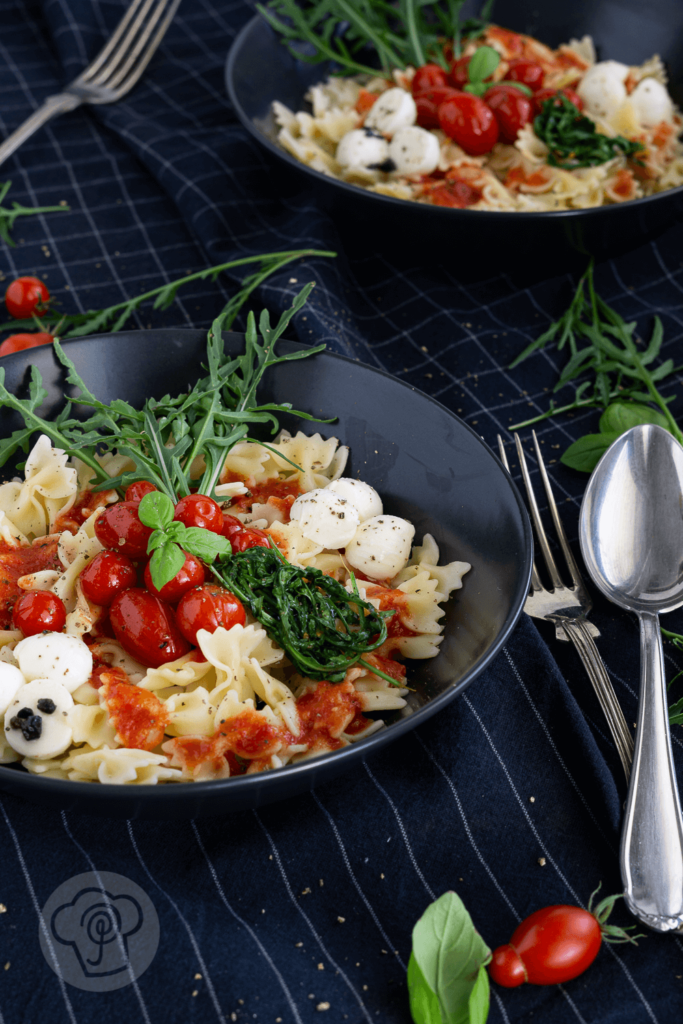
[580,423,683,932]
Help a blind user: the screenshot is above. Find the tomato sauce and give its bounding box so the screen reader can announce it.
[227,477,302,518]
[53,488,114,535]
[355,89,378,116]
[0,537,61,628]
[100,670,169,750]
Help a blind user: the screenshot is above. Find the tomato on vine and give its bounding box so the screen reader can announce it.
[5,276,50,319]
[0,332,53,357]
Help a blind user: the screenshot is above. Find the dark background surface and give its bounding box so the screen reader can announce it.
[1,1,683,1021]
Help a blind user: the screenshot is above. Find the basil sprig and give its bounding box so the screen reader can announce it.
[139,491,231,592]
[462,45,532,97]
[534,94,644,169]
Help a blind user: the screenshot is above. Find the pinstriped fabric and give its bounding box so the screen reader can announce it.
[0,1,683,1021]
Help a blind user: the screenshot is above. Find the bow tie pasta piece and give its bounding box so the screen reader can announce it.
[72,451,136,492]
[264,431,348,492]
[242,659,300,736]
[89,640,147,686]
[263,521,324,568]
[68,703,119,749]
[0,435,78,539]
[196,623,284,703]
[22,754,70,778]
[218,440,280,489]
[0,510,29,547]
[351,671,409,713]
[164,687,217,737]
[139,650,216,696]
[62,744,182,784]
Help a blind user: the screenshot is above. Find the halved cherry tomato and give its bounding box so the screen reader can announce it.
[412,63,449,95]
[143,551,206,603]
[5,276,50,319]
[438,93,499,155]
[80,550,136,606]
[0,332,53,357]
[12,590,66,635]
[484,84,533,143]
[506,59,544,91]
[109,588,191,667]
[489,905,606,987]
[125,481,157,504]
[415,85,461,129]
[94,501,153,559]
[176,583,246,646]
[173,493,224,535]
[533,87,583,116]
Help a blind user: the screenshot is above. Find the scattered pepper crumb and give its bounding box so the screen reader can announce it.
[317,963,324,970]
[0,904,6,913]
[316,1003,330,1012]
[538,857,546,866]
[192,990,198,997]
[529,796,535,803]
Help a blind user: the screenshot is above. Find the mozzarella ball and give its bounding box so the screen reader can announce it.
[290,488,360,548]
[389,126,440,176]
[14,632,93,693]
[0,663,25,716]
[327,478,383,522]
[577,61,629,119]
[364,87,417,136]
[336,128,390,171]
[630,78,673,127]
[4,678,74,759]
[345,515,415,580]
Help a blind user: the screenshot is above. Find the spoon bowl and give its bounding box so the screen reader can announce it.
[580,424,683,932]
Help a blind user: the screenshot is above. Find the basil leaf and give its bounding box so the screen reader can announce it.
[599,401,669,436]
[148,540,186,591]
[560,433,619,473]
[468,965,490,1024]
[408,952,443,1024]
[164,521,187,542]
[146,529,168,554]
[182,526,232,562]
[138,490,174,529]
[411,891,491,1024]
[468,45,499,84]
[669,696,683,727]
[498,79,532,96]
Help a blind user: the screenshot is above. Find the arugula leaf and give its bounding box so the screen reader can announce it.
[408,891,491,1024]
[560,433,619,473]
[0,180,69,247]
[599,401,669,436]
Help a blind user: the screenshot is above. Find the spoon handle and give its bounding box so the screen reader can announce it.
[621,611,683,931]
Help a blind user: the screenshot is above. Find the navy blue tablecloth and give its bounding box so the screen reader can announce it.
[2,2,683,1021]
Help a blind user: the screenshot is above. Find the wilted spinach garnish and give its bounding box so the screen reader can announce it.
[214,545,395,683]
[534,95,644,169]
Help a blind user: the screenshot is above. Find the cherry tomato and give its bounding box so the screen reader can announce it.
[80,550,137,606]
[173,493,224,535]
[489,906,602,987]
[506,58,544,91]
[484,84,533,144]
[5,277,50,319]
[0,332,53,357]
[125,481,157,504]
[448,56,472,88]
[415,85,462,129]
[438,93,499,155]
[221,513,245,542]
[176,584,246,646]
[12,590,66,636]
[533,87,583,116]
[411,63,449,95]
[109,588,191,667]
[143,551,206,603]
[231,527,270,552]
[94,501,153,559]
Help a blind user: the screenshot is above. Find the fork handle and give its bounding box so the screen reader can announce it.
[562,618,634,780]
[0,93,82,168]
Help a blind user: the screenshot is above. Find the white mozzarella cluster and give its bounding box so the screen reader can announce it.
[14,632,93,693]
[630,78,673,127]
[364,87,416,135]
[389,126,440,175]
[290,477,415,580]
[336,128,390,173]
[336,88,439,178]
[577,61,629,119]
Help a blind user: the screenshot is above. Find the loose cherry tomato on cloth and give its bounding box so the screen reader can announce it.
[12,590,66,635]
[5,276,50,319]
[411,63,449,95]
[415,85,461,128]
[506,58,545,91]
[438,93,499,155]
[125,481,157,504]
[230,527,270,552]
[173,493,224,534]
[94,501,153,559]
[109,588,190,667]
[489,888,640,988]
[144,551,206,603]
[0,332,53,356]
[176,583,246,646]
[533,87,583,115]
[484,84,533,143]
[80,550,137,606]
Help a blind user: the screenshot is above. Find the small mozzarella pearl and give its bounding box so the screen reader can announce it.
[14,632,93,693]
[336,128,390,171]
[389,126,440,175]
[4,678,73,759]
[326,479,383,522]
[630,78,673,128]
[345,515,415,580]
[0,663,25,716]
[290,488,360,548]
[577,61,629,120]
[364,88,417,136]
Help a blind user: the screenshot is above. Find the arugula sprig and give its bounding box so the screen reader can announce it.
[0,180,69,247]
[138,491,232,591]
[534,95,644,169]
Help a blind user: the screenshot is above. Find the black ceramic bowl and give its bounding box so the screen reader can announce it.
[226,0,683,266]
[0,332,531,818]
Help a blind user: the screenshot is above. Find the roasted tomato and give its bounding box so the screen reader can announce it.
[109,588,191,667]
[94,502,153,559]
[12,590,66,635]
[143,551,206,603]
[484,84,533,143]
[175,583,246,646]
[438,92,499,155]
[173,493,224,535]
[506,59,544,91]
[412,63,449,95]
[80,550,137,606]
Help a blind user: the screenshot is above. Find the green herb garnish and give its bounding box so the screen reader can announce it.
[461,44,531,97]
[0,180,69,247]
[213,545,392,682]
[533,95,644,169]
[138,491,232,591]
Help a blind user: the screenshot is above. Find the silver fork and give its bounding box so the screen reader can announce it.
[498,430,635,780]
[0,0,182,168]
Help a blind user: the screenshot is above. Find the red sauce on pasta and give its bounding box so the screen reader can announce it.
[0,537,61,628]
[226,477,302,518]
[100,669,169,750]
[53,489,114,535]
